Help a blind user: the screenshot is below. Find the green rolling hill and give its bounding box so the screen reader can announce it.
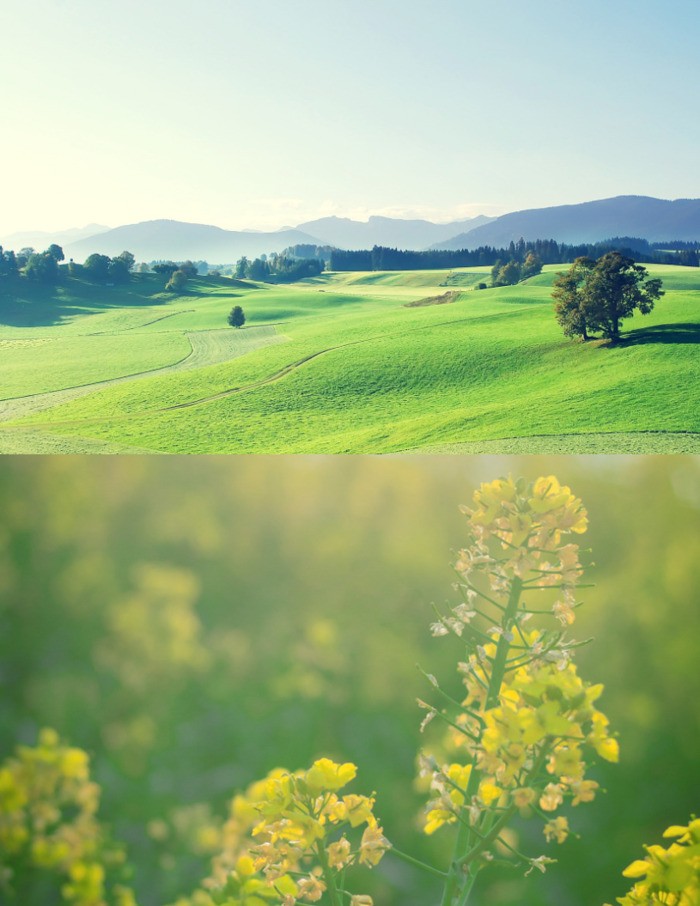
[0,264,698,454]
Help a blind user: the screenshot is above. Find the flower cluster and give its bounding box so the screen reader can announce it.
[0,728,137,906]
[608,818,700,906]
[176,759,390,906]
[418,476,617,891]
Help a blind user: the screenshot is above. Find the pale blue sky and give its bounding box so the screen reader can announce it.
[2,0,699,235]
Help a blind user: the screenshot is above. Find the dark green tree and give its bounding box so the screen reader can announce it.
[521,251,543,280]
[107,257,130,283]
[492,259,521,286]
[552,256,595,340]
[235,256,249,279]
[0,247,18,278]
[46,244,65,262]
[84,253,111,281]
[583,252,664,341]
[152,261,178,277]
[227,305,245,328]
[116,250,135,272]
[24,251,59,283]
[246,257,270,281]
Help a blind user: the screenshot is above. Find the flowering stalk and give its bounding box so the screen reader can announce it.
[0,729,137,906]
[416,476,619,906]
[192,758,390,906]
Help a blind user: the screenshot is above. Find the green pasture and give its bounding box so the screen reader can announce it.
[0,264,698,453]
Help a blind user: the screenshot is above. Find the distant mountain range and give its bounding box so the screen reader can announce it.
[1,223,110,252]
[62,221,325,263]
[3,196,699,263]
[295,214,495,250]
[433,196,700,249]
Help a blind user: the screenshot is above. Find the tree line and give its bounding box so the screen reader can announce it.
[491,252,543,286]
[234,253,324,283]
[0,245,207,294]
[0,244,66,283]
[328,237,700,272]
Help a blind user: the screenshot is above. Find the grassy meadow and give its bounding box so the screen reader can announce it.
[0,264,698,453]
[1,456,698,906]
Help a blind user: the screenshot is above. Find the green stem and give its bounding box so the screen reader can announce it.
[440,577,523,906]
[315,840,341,906]
[390,846,448,879]
[455,870,479,906]
[485,577,522,710]
[458,804,519,867]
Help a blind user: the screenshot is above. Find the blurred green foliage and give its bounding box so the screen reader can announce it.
[0,456,698,906]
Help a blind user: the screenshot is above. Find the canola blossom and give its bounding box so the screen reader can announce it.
[608,818,700,906]
[0,728,137,906]
[174,758,390,906]
[5,474,692,906]
[417,476,619,906]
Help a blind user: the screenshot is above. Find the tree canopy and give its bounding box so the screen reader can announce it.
[24,251,59,283]
[552,256,595,340]
[227,305,245,328]
[553,252,664,342]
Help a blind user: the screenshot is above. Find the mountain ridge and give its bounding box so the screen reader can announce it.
[63,219,325,263]
[433,195,700,249]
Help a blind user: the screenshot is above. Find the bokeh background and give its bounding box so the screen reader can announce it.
[1,455,698,906]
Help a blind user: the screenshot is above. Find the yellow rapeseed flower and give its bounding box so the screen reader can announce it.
[304,759,357,795]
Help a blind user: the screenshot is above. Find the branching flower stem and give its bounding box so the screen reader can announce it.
[439,577,523,906]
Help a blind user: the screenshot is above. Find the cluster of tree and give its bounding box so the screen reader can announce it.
[82,250,136,283]
[491,252,543,286]
[553,252,664,342]
[234,254,324,283]
[151,260,198,291]
[329,236,700,272]
[0,244,65,284]
[282,244,334,265]
[151,259,209,275]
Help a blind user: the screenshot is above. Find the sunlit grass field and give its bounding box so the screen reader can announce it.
[0,264,698,453]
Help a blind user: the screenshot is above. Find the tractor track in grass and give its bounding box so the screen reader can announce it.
[85,309,196,335]
[0,325,286,424]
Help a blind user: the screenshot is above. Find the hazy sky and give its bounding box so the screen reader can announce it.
[2,0,699,236]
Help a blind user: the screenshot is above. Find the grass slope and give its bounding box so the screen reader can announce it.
[1,265,698,453]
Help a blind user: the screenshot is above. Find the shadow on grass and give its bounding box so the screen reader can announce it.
[617,322,700,346]
[0,272,257,328]
[0,276,171,327]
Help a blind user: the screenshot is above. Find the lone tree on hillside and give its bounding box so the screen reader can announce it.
[553,251,664,342]
[584,252,664,341]
[228,305,245,328]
